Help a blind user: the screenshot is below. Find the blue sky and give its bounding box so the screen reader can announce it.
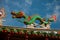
[0,0,60,29]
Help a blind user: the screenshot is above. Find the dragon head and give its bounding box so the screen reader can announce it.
[11,11,24,18]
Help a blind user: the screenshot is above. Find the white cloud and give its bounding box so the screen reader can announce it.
[45,3,53,11]
[9,0,32,15]
[25,0,32,9]
[46,3,51,7]
[11,2,22,8]
[52,5,60,22]
[45,0,58,10]
[55,6,60,14]
[59,19,60,22]
[25,0,32,5]
[21,0,32,14]
[46,14,51,18]
[54,5,60,17]
[45,0,60,22]
[4,5,10,12]
[5,0,9,4]
[55,6,60,10]
[46,6,60,22]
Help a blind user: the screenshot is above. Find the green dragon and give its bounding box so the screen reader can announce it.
[11,11,54,26]
[11,11,55,27]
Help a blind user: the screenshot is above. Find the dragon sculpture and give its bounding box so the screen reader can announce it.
[11,11,56,29]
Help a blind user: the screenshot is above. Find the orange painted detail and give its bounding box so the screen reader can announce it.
[19,11,24,17]
[27,16,31,21]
